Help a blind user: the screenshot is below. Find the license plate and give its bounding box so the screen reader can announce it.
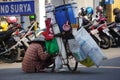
[103,28,109,33]
[90,29,99,34]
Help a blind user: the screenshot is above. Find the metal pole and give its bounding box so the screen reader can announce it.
[93,0,100,17]
[20,0,27,29]
[38,0,46,30]
[63,0,65,5]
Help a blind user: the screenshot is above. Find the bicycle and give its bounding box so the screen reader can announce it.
[48,19,78,72]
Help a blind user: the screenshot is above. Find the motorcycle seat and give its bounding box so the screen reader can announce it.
[0,31,7,35]
[0,30,13,41]
[93,24,101,28]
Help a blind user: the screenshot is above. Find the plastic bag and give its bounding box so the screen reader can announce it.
[45,38,59,55]
[68,38,87,61]
[42,18,54,40]
[55,55,63,70]
[80,56,94,67]
[68,39,83,61]
[74,27,107,67]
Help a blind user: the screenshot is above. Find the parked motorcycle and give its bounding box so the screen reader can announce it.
[16,22,38,49]
[12,21,39,59]
[0,23,23,63]
[97,23,113,49]
[108,22,120,47]
[84,20,113,49]
[84,14,113,49]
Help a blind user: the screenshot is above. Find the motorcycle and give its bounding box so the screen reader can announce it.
[84,18,113,49]
[0,23,23,63]
[12,21,39,59]
[97,23,113,49]
[108,22,120,47]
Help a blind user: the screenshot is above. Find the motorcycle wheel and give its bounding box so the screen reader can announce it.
[111,37,120,47]
[117,37,120,47]
[91,34,100,46]
[65,42,78,72]
[100,35,112,49]
[15,46,25,62]
[3,46,23,63]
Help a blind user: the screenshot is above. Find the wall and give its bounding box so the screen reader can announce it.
[51,0,64,7]
[106,0,120,22]
[76,0,93,9]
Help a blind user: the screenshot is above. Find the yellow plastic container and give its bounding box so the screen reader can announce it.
[106,0,120,22]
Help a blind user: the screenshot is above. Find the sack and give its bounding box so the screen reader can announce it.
[68,39,83,61]
[80,56,94,67]
[74,27,107,67]
[68,39,80,54]
[45,38,59,55]
[55,55,63,70]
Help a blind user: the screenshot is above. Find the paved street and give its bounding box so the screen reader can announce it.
[0,48,120,80]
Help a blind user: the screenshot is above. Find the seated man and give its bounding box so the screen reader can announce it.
[22,41,53,73]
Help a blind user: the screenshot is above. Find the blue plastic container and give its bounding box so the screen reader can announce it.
[55,4,76,32]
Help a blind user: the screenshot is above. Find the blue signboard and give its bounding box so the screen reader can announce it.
[105,0,114,4]
[0,1,34,16]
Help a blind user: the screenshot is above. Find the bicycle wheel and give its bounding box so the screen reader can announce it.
[67,54,78,72]
[65,41,78,72]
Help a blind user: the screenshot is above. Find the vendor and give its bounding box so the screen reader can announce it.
[22,36,53,73]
